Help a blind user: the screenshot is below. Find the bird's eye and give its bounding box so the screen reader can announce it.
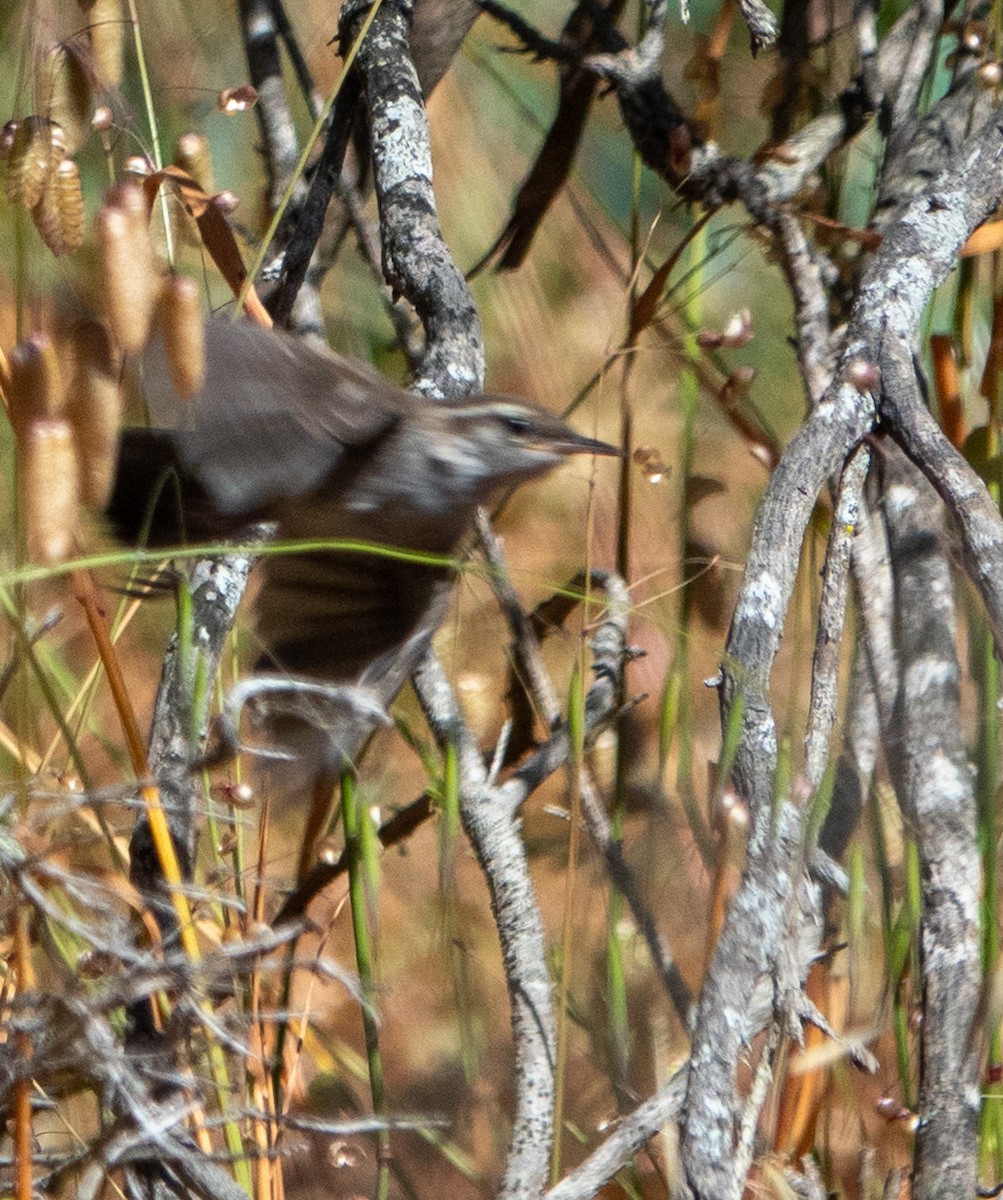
[499,412,532,436]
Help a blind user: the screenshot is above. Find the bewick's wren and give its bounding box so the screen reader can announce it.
[109,318,617,685]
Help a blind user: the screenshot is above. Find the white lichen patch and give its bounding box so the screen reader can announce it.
[733,571,783,630]
[373,98,433,190]
[884,482,916,518]
[918,747,972,807]
[904,654,958,694]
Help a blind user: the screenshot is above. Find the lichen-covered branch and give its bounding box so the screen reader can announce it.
[681,96,1003,1200]
[880,449,980,1198]
[411,651,555,1200]
[340,0,484,397]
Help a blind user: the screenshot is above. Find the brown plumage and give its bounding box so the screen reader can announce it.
[109,318,617,686]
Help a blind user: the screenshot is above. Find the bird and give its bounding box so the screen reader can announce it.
[108,317,618,692]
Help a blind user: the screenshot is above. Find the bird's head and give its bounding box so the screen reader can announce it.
[426,397,619,502]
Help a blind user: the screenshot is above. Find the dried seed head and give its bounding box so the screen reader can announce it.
[91,103,114,133]
[695,328,723,350]
[317,838,341,865]
[4,115,64,209]
[38,42,94,156]
[32,158,85,257]
[217,84,258,114]
[159,275,205,399]
[77,948,120,979]
[212,189,239,215]
[721,365,757,402]
[174,132,214,192]
[96,186,157,353]
[632,445,670,483]
[65,320,122,507]
[749,443,774,469]
[979,60,1003,88]
[80,0,124,87]
[210,779,255,809]
[718,788,749,831]
[8,334,65,436]
[21,417,81,564]
[123,154,152,181]
[962,20,987,52]
[0,120,18,160]
[720,308,754,348]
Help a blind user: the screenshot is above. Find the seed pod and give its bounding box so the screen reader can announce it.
[21,418,81,564]
[721,308,754,349]
[4,116,64,209]
[7,334,65,437]
[79,0,124,88]
[962,19,988,53]
[38,42,94,156]
[0,120,19,160]
[170,133,214,247]
[721,365,757,403]
[212,190,239,216]
[632,445,670,484]
[159,275,205,399]
[979,60,1003,88]
[91,104,114,133]
[174,132,213,192]
[217,85,258,114]
[96,185,157,353]
[65,321,122,507]
[32,158,85,257]
[123,155,152,182]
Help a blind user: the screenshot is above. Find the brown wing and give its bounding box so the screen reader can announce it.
[255,548,451,684]
[140,318,413,518]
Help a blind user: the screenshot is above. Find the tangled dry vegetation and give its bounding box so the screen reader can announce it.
[6,1,1003,1199]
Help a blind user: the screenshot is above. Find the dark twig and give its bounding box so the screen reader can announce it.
[268,71,362,329]
[474,0,629,272]
[266,0,322,119]
[769,0,812,144]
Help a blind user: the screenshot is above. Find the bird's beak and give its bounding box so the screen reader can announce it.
[552,430,622,457]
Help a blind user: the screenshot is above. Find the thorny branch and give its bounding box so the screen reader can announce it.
[680,88,1003,1200]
